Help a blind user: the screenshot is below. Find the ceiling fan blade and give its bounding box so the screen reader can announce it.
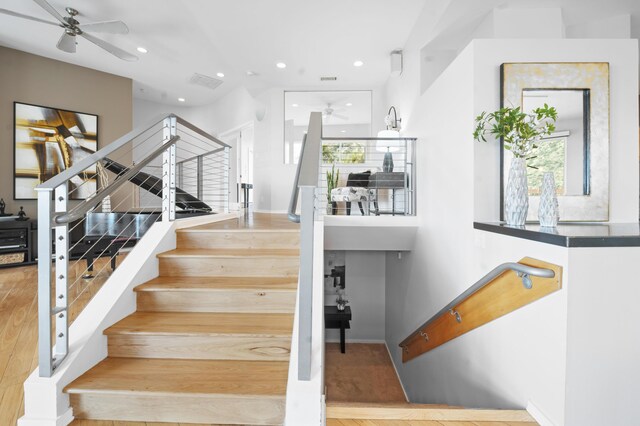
[32,0,66,24]
[79,20,129,34]
[332,113,349,120]
[80,32,138,61]
[0,8,59,26]
[57,32,76,53]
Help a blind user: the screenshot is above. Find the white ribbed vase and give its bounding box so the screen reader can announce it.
[538,172,559,227]
[504,157,529,226]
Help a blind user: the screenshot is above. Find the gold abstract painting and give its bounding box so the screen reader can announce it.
[14,102,98,199]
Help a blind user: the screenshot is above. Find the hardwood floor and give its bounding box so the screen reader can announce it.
[0,257,121,425]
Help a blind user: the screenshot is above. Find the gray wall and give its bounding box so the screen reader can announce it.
[0,46,133,216]
[325,251,386,342]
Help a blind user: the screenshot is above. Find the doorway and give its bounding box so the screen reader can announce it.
[219,122,254,208]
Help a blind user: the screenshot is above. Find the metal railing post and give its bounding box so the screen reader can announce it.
[36,188,53,377]
[162,116,177,221]
[197,155,203,201]
[224,146,230,213]
[53,182,69,371]
[298,185,315,381]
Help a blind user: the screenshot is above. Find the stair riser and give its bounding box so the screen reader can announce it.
[137,289,296,313]
[108,334,291,361]
[159,257,299,277]
[70,393,285,425]
[178,231,300,249]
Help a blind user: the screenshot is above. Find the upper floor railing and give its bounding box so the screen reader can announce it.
[36,113,230,377]
[319,136,417,217]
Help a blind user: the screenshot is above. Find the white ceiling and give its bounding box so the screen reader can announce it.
[0,0,426,106]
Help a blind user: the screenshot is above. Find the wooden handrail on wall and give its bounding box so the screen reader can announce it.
[399,257,562,363]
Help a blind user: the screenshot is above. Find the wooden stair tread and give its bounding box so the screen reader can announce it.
[65,357,289,396]
[178,227,300,233]
[184,213,299,231]
[105,312,294,336]
[326,401,456,409]
[325,402,537,422]
[135,276,297,291]
[157,248,299,258]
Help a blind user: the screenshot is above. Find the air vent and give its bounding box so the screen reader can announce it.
[189,73,223,91]
[320,76,338,81]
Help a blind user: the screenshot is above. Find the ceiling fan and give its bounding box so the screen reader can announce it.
[322,103,348,123]
[0,0,137,61]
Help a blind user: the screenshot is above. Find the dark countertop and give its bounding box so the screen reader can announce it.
[474,222,640,248]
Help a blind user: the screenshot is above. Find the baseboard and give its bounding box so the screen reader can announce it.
[385,341,409,403]
[18,407,73,426]
[526,401,556,426]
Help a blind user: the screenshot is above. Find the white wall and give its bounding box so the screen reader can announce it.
[325,251,386,342]
[382,37,639,426]
[564,247,640,426]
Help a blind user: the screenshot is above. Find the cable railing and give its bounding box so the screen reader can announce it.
[318,136,417,216]
[36,113,230,377]
[399,258,561,362]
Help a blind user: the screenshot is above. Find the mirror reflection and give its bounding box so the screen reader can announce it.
[520,89,589,197]
[284,90,372,164]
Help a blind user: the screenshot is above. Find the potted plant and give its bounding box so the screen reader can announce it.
[326,164,339,214]
[473,105,557,226]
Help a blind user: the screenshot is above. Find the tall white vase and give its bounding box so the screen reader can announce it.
[504,157,529,226]
[538,172,559,227]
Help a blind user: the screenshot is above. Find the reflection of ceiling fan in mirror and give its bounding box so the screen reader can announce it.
[322,103,348,123]
[0,0,137,61]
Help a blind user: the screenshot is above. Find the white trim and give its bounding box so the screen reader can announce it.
[17,407,73,426]
[385,341,409,403]
[526,401,557,426]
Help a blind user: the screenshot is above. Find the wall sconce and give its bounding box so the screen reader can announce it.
[376,106,402,172]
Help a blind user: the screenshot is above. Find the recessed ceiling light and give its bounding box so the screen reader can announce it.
[178,97,185,102]
[276,62,287,69]
[346,102,353,106]
[136,46,148,53]
[216,72,225,78]
[292,103,299,107]
[353,60,364,67]
[340,130,347,133]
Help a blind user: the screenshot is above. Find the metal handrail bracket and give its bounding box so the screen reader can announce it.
[399,262,555,347]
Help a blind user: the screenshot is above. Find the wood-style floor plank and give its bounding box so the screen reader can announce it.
[0,258,118,424]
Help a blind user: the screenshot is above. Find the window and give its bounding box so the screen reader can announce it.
[322,141,365,164]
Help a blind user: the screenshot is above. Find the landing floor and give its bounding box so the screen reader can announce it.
[325,343,406,404]
[187,212,299,231]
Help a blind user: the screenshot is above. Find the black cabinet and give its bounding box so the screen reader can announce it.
[0,219,36,268]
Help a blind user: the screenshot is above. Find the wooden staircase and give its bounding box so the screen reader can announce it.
[65,214,299,425]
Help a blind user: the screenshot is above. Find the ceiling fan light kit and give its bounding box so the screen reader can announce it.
[0,0,137,61]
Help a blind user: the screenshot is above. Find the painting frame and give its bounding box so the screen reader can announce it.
[13,101,99,200]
